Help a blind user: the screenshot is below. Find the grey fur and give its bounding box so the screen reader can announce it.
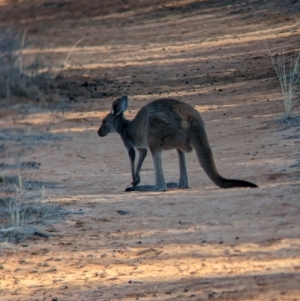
[98,96,257,191]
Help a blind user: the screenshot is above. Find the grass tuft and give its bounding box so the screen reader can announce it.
[0,27,44,102]
[0,173,63,243]
[266,44,300,118]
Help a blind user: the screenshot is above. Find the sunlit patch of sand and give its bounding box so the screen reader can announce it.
[1,238,300,295]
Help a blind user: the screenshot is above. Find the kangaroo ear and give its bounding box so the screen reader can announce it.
[111,96,128,116]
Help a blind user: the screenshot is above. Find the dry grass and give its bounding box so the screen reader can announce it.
[267,44,300,118]
[0,173,62,243]
[0,27,44,102]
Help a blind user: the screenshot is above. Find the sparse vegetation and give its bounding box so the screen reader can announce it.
[267,45,300,118]
[9,173,26,233]
[0,173,63,243]
[61,37,85,68]
[0,27,44,102]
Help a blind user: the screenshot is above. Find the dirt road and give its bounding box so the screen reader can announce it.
[0,0,300,300]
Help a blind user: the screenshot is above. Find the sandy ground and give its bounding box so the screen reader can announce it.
[1,0,300,300]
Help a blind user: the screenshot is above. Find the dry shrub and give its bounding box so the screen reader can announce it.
[0,27,43,101]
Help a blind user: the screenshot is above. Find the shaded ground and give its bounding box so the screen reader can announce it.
[0,0,300,300]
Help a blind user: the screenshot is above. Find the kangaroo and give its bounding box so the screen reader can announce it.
[98,96,258,191]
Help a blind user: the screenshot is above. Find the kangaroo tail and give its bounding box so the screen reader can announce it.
[215,178,258,188]
[191,129,258,189]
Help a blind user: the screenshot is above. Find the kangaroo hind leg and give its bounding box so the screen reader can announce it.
[177,149,189,188]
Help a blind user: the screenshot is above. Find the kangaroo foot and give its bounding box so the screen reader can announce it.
[125,184,166,192]
[125,182,185,192]
[167,181,189,189]
[166,182,179,188]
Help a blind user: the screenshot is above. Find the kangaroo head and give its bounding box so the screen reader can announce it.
[98,113,115,137]
[98,96,128,137]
